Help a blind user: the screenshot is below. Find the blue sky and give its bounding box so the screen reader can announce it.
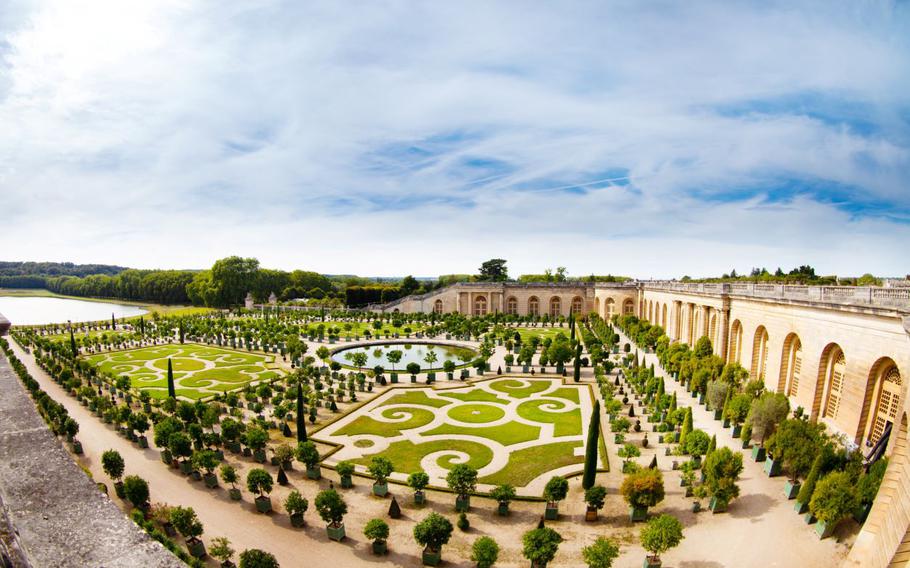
[0,0,908,278]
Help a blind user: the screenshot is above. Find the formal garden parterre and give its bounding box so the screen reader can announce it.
[317,377,607,492]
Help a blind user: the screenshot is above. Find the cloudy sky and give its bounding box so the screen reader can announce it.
[1,1,908,278]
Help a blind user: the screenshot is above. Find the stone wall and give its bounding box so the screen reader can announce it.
[0,353,183,568]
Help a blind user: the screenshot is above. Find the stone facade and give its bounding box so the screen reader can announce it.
[0,312,9,336]
[378,280,910,566]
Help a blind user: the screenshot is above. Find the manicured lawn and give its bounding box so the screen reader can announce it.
[516,399,582,436]
[447,403,505,423]
[438,389,508,404]
[353,439,494,473]
[85,344,278,400]
[335,407,436,438]
[383,390,452,408]
[511,327,571,344]
[479,441,584,487]
[488,378,551,398]
[424,421,541,446]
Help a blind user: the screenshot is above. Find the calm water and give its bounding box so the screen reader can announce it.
[331,342,476,370]
[0,296,148,325]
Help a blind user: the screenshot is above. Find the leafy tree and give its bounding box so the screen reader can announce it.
[522,527,563,566]
[857,458,889,505]
[122,475,150,508]
[767,419,823,482]
[446,464,478,500]
[490,483,517,505]
[169,506,204,542]
[797,453,823,505]
[239,549,280,568]
[315,489,347,527]
[640,514,684,563]
[363,518,390,544]
[749,392,790,445]
[408,471,430,495]
[478,259,508,282]
[582,537,620,568]
[684,430,711,459]
[621,468,665,509]
[209,537,235,565]
[544,476,569,505]
[243,426,269,452]
[220,464,238,489]
[246,468,274,497]
[296,441,320,468]
[101,449,125,483]
[368,456,394,485]
[413,512,454,553]
[387,350,403,371]
[471,536,500,568]
[725,393,752,425]
[585,485,608,510]
[284,490,309,518]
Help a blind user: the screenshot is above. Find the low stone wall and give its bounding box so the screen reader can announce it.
[0,353,182,567]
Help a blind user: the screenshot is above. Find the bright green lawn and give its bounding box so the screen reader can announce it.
[479,441,584,486]
[335,407,436,437]
[353,439,494,474]
[516,399,582,436]
[447,404,505,423]
[488,378,551,398]
[424,421,541,446]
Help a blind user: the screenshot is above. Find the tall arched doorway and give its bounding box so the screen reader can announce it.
[779,333,803,398]
[528,296,540,316]
[728,320,743,364]
[549,297,561,317]
[819,345,847,421]
[473,296,487,316]
[605,298,615,319]
[861,359,903,445]
[506,297,518,315]
[571,296,583,315]
[434,299,444,314]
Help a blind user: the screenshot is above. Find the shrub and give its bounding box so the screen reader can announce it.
[490,483,517,504]
[703,447,744,505]
[209,537,234,565]
[522,527,563,566]
[169,506,204,541]
[582,537,620,568]
[122,475,150,508]
[295,441,320,468]
[239,549,279,568]
[446,464,478,499]
[363,518,389,543]
[413,512,453,552]
[246,468,273,497]
[101,449,125,482]
[640,514,684,561]
[471,536,500,568]
[368,456,394,484]
[543,476,569,504]
[585,485,608,510]
[284,490,308,517]
[408,471,430,492]
[457,512,470,531]
[620,468,665,509]
[809,471,858,524]
[315,489,347,526]
[335,460,355,479]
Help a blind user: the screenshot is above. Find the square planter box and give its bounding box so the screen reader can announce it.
[229,488,242,501]
[326,523,346,542]
[497,502,510,516]
[629,506,648,522]
[794,500,809,514]
[455,495,470,512]
[204,473,219,488]
[414,491,426,505]
[422,548,442,566]
[179,461,193,475]
[373,482,389,497]
[784,480,801,500]
[804,511,817,524]
[290,513,305,528]
[160,450,172,465]
[815,519,836,539]
[713,410,723,421]
[709,497,727,513]
[136,436,148,449]
[764,458,781,477]
[187,538,207,559]
[340,475,353,489]
[371,540,387,555]
[255,496,272,513]
[306,466,322,480]
[585,507,598,522]
[731,425,742,438]
[751,446,766,462]
[254,449,267,463]
[545,504,559,520]
[853,503,872,523]
[410,376,417,383]
[644,556,662,568]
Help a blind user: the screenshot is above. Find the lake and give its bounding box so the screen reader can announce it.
[0,296,148,326]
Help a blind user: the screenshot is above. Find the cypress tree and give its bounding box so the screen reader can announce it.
[388,496,401,519]
[569,314,576,342]
[70,330,78,359]
[296,381,307,443]
[582,400,601,489]
[649,455,658,469]
[669,392,677,412]
[706,434,717,457]
[112,313,116,330]
[167,359,176,399]
[679,408,693,451]
[139,316,145,336]
[796,454,823,506]
[573,344,582,383]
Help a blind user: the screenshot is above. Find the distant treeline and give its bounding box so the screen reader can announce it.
[0,261,127,278]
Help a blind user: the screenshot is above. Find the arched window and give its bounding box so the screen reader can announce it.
[570,296,583,315]
[506,296,518,315]
[605,298,615,318]
[750,326,769,381]
[549,297,561,317]
[433,299,443,314]
[662,304,668,329]
[473,296,487,316]
[779,334,803,398]
[822,348,847,420]
[622,298,634,315]
[528,296,540,316]
[870,364,902,444]
[728,320,743,364]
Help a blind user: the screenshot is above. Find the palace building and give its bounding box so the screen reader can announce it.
[373,280,910,568]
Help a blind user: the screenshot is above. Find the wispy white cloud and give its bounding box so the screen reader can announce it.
[0,0,908,277]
